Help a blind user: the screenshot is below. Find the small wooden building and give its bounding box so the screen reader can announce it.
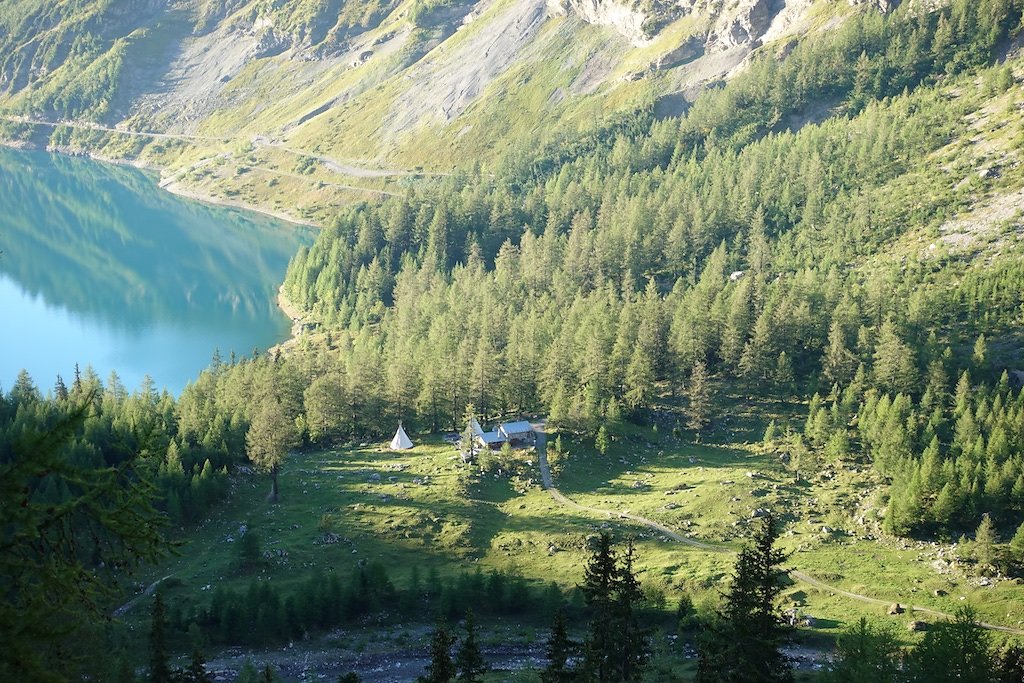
[498,420,535,446]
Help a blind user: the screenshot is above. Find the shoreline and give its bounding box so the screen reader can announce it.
[0,137,323,230]
[159,179,321,229]
[268,285,317,357]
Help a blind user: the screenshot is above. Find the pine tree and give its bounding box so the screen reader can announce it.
[580,533,618,682]
[613,539,648,682]
[186,649,212,683]
[454,610,487,682]
[696,513,792,682]
[595,425,609,455]
[419,619,456,683]
[541,609,574,683]
[149,593,172,683]
[905,606,992,683]
[826,617,900,683]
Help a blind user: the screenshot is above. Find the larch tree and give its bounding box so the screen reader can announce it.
[246,396,299,502]
[303,373,347,445]
[872,319,917,395]
[822,319,856,387]
[973,513,998,568]
[1011,521,1024,566]
[686,360,712,433]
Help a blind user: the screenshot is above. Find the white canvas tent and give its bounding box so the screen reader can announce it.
[390,424,413,450]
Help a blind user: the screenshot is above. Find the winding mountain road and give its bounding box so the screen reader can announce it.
[2,116,436,181]
[530,423,1024,636]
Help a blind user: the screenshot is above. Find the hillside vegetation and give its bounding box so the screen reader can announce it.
[5,0,1024,680]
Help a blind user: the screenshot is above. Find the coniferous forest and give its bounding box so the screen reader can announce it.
[3,0,1024,680]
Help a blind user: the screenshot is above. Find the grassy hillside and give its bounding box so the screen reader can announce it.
[114,417,1022,678]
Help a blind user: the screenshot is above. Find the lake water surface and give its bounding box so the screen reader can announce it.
[0,147,312,395]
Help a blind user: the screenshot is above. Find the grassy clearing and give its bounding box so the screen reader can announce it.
[130,401,1024,674]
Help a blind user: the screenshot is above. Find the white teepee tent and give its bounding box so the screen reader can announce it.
[390,423,413,450]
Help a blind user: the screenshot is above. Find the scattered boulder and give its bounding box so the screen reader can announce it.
[908,620,928,632]
[888,603,905,615]
[933,589,947,597]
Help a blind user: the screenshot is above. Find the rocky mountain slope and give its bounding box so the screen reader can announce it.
[0,0,894,220]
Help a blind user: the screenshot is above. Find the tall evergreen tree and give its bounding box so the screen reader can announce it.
[685,360,712,433]
[904,606,992,683]
[419,619,456,683]
[186,648,212,683]
[579,533,649,682]
[541,608,574,683]
[580,533,618,683]
[825,617,900,683]
[454,610,487,682]
[613,539,648,682]
[149,593,172,683]
[246,396,299,501]
[696,513,792,682]
[585,532,614,683]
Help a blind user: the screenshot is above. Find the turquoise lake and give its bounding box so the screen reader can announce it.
[0,147,312,395]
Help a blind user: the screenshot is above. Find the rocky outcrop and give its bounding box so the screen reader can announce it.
[550,0,651,45]
[654,35,706,70]
[250,22,293,59]
[849,0,900,12]
[707,0,781,51]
